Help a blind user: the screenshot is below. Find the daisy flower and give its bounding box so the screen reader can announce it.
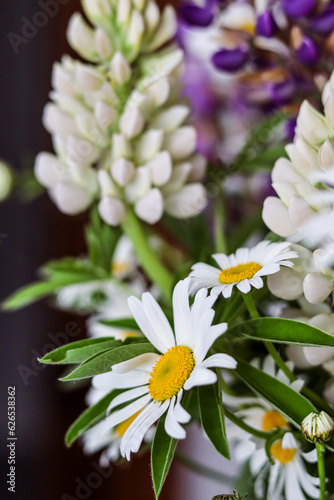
[93,278,236,460]
[189,241,298,298]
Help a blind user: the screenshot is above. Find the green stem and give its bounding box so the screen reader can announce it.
[175,450,233,484]
[224,407,270,440]
[122,208,173,304]
[316,443,326,500]
[242,294,334,417]
[214,197,227,254]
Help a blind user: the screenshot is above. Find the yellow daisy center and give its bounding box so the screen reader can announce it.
[262,411,288,432]
[115,411,141,437]
[271,440,296,464]
[219,262,261,284]
[149,346,195,402]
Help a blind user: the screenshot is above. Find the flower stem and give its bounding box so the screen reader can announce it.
[175,450,233,484]
[122,208,173,303]
[214,197,227,254]
[242,292,260,319]
[316,443,326,500]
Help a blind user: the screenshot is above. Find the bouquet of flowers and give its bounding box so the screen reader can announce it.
[5,1,334,499]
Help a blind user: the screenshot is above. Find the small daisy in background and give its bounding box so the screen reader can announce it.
[93,278,236,460]
[189,241,298,298]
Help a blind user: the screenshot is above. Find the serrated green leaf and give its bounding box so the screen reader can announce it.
[198,376,230,459]
[99,317,140,332]
[2,281,60,310]
[40,338,122,365]
[61,343,156,381]
[65,389,123,447]
[151,415,178,499]
[235,357,316,427]
[226,318,334,347]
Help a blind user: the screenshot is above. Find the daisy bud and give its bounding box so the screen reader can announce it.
[303,272,333,304]
[211,490,248,500]
[0,161,13,201]
[67,13,97,62]
[301,411,334,443]
[120,108,145,139]
[110,52,131,85]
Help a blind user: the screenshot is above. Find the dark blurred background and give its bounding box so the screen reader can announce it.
[0,1,179,498]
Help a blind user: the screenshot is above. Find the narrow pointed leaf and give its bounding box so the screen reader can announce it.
[151,414,178,499]
[99,317,140,332]
[40,338,122,365]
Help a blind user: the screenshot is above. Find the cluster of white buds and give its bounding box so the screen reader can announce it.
[35,0,207,225]
[301,411,334,443]
[263,72,334,246]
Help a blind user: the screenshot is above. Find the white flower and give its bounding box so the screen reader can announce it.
[189,241,297,298]
[93,278,236,459]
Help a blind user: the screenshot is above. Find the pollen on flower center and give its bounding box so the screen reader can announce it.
[149,346,195,402]
[219,261,261,284]
[271,440,296,464]
[262,411,288,432]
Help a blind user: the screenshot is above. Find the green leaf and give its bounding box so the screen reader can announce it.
[65,389,123,447]
[43,258,104,285]
[2,281,60,310]
[235,357,316,427]
[226,318,334,347]
[151,414,178,499]
[40,338,123,365]
[198,376,230,459]
[99,317,140,332]
[61,343,156,381]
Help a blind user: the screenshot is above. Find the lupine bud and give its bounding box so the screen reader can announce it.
[256,10,276,38]
[111,158,135,186]
[318,137,334,170]
[212,48,248,72]
[303,272,333,304]
[120,108,145,139]
[95,28,114,60]
[67,13,97,62]
[98,196,125,226]
[110,52,131,84]
[301,411,334,443]
[296,101,331,145]
[311,5,334,34]
[296,37,318,65]
[134,188,164,224]
[282,0,315,20]
[94,101,117,130]
[179,3,215,27]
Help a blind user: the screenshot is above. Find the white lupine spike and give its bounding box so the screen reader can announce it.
[43,104,79,138]
[52,63,76,96]
[120,108,145,139]
[146,77,170,107]
[296,100,331,145]
[66,135,100,167]
[111,158,135,186]
[165,184,207,219]
[95,28,114,60]
[110,52,132,84]
[117,0,132,25]
[127,10,145,51]
[187,155,207,183]
[75,112,108,147]
[125,166,151,203]
[75,65,104,91]
[147,151,172,186]
[112,134,132,160]
[144,6,177,52]
[303,272,333,304]
[136,130,164,163]
[94,101,117,130]
[152,106,190,132]
[51,182,93,215]
[144,1,160,34]
[34,152,67,188]
[97,170,119,197]
[163,127,197,161]
[318,137,334,170]
[99,196,125,226]
[67,13,97,62]
[134,188,164,224]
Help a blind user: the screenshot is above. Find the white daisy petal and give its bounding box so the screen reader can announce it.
[164,396,187,439]
[236,279,252,293]
[183,366,217,390]
[112,352,159,374]
[173,390,191,424]
[93,370,148,390]
[173,278,192,345]
[107,385,150,413]
[104,394,151,430]
[141,292,175,350]
[201,353,237,370]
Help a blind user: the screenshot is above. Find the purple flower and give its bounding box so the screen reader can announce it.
[179,2,215,27]
[296,37,318,65]
[212,48,249,72]
[311,5,334,34]
[256,10,276,38]
[282,0,315,19]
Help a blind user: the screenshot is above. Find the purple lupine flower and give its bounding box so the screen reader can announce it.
[282,0,316,20]
[296,37,318,65]
[212,48,249,72]
[256,10,276,38]
[311,5,334,34]
[179,1,216,27]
